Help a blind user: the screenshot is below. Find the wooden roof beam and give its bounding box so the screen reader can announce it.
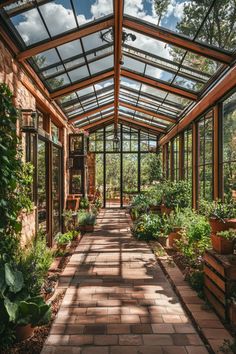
[68,102,114,123]
[120,101,176,124]
[159,63,236,145]
[17,17,114,61]
[121,69,197,101]
[119,115,165,133]
[50,70,114,99]
[0,0,17,8]
[75,115,114,130]
[123,17,232,65]
[114,0,123,130]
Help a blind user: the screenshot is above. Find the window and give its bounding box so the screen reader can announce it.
[173,136,179,181]
[222,92,236,200]
[197,111,213,202]
[184,128,192,186]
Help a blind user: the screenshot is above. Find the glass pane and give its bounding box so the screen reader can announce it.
[52,146,61,236]
[68,65,90,82]
[89,55,114,74]
[33,49,60,69]
[223,92,236,162]
[123,154,138,206]
[38,139,47,232]
[223,162,236,200]
[106,153,120,207]
[11,8,49,45]
[46,73,70,90]
[57,39,83,60]
[74,0,113,25]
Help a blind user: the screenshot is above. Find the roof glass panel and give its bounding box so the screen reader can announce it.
[89,54,114,74]
[57,39,83,60]
[68,65,90,82]
[46,73,70,90]
[124,0,236,52]
[73,0,113,25]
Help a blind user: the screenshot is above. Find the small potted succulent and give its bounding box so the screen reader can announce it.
[54,231,74,251]
[211,229,236,254]
[78,211,96,232]
[200,199,236,233]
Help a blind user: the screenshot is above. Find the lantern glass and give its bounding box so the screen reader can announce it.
[21,110,37,132]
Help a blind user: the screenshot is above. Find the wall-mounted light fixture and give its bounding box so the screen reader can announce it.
[21,109,38,132]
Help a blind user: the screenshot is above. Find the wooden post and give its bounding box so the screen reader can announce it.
[192,122,198,209]
[213,104,220,200]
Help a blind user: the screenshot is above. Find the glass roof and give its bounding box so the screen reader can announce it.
[0,0,235,135]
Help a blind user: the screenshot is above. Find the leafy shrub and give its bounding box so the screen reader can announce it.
[186,269,204,296]
[177,211,211,267]
[130,194,150,219]
[0,263,51,349]
[79,197,90,209]
[146,184,163,206]
[63,209,77,231]
[217,229,236,240]
[199,199,236,220]
[55,231,74,246]
[18,230,54,297]
[78,212,96,226]
[132,214,163,241]
[163,180,191,209]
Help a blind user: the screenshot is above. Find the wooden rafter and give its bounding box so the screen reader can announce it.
[159,63,236,145]
[114,0,123,131]
[120,101,176,124]
[121,69,197,101]
[50,70,114,99]
[68,103,114,123]
[119,115,165,133]
[75,115,114,130]
[17,18,114,61]
[123,18,232,65]
[0,0,16,8]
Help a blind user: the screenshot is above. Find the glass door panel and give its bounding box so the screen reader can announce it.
[122,153,138,207]
[37,139,47,232]
[106,153,120,208]
[95,154,104,206]
[52,145,62,236]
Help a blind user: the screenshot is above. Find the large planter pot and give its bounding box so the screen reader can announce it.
[210,233,234,254]
[161,205,172,215]
[15,324,34,342]
[80,224,94,233]
[209,218,229,233]
[167,228,182,249]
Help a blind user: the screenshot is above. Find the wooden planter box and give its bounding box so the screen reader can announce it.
[211,234,234,255]
[204,250,236,325]
[209,218,236,234]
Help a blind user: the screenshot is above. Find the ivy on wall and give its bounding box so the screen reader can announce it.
[0,83,33,259]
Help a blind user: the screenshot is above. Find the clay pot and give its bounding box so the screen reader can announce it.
[167,228,182,249]
[209,218,236,234]
[80,225,94,232]
[15,324,34,342]
[210,233,234,254]
[161,205,172,215]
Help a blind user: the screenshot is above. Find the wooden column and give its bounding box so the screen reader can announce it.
[192,122,198,209]
[179,132,185,180]
[213,104,220,200]
[170,140,174,181]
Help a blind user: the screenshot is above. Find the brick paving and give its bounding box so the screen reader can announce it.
[41,209,209,354]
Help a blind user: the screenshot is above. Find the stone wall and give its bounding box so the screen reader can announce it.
[0,37,70,245]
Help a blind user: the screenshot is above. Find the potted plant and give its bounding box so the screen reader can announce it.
[131,214,162,241]
[129,194,149,221]
[161,180,191,215]
[54,231,74,251]
[211,229,236,254]
[163,208,186,249]
[79,197,90,210]
[146,185,163,213]
[78,211,96,232]
[0,263,51,342]
[199,199,236,233]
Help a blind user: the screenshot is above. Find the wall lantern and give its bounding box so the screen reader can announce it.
[21,109,38,132]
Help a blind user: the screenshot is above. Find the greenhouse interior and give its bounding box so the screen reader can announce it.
[1,0,236,353]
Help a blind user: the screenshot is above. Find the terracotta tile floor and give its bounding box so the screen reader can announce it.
[41,209,209,354]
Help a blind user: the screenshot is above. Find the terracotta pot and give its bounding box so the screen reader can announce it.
[209,218,229,233]
[80,224,94,232]
[161,205,172,215]
[167,228,182,249]
[210,233,234,254]
[15,324,34,342]
[227,218,236,229]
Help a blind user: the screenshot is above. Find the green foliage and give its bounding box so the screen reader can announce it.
[163,180,191,209]
[154,0,170,25]
[0,263,51,349]
[94,197,102,210]
[145,154,162,184]
[199,199,236,220]
[79,197,90,209]
[63,209,76,231]
[146,184,163,206]
[177,211,211,267]
[130,194,150,220]
[163,207,188,233]
[132,214,162,241]
[78,211,96,226]
[55,231,75,246]
[18,230,54,297]
[217,229,236,240]
[219,338,236,354]
[0,83,33,260]
[186,270,204,296]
